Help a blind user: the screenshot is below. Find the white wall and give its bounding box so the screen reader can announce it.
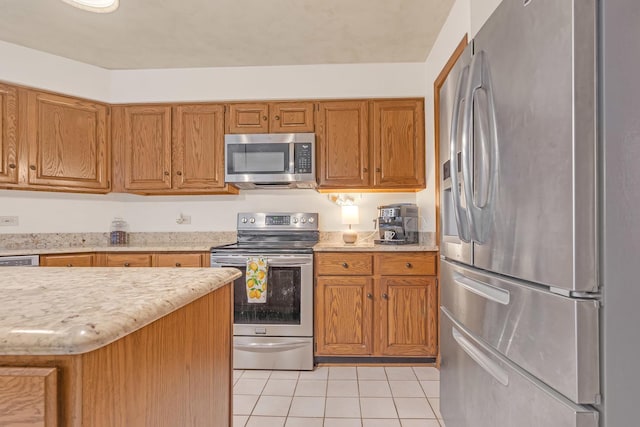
[110,63,426,103]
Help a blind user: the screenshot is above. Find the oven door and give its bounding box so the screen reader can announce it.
[210,254,313,337]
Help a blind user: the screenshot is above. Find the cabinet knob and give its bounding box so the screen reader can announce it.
[382,293,389,300]
[176,171,182,176]
[376,167,381,172]
[66,264,72,267]
[164,171,170,176]
[342,262,349,268]
[124,262,130,267]
[367,293,373,299]
[275,115,280,121]
[175,262,181,267]
[8,163,16,169]
[363,167,368,173]
[262,116,268,121]
[29,165,36,171]
[405,262,413,268]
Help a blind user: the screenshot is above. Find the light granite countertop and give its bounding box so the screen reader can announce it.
[0,243,233,257]
[0,267,241,356]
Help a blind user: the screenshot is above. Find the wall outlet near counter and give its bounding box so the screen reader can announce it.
[0,216,19,226]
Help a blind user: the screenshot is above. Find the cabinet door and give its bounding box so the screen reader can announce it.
[40,253,96,267]
[172,104,225,191]
[0,84,18,185]
[316,101,369,188]
[315,276,373,355]
[270,102,314,133]
[154,253,205,267]
[26,91,109,192]
[226,103,269,134]
[104,253,153,267]
[371,99,425,188]
[377,276,437,356]
[121,105,172,191]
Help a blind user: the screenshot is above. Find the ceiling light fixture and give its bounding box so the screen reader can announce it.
[61,0,119,13]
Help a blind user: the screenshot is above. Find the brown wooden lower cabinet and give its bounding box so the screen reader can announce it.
[40,253,96,267]
[40,251,210,268]
[0,284,232,427]
[315,251,438,358]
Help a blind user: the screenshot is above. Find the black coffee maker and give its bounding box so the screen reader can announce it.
[375,203,419,244]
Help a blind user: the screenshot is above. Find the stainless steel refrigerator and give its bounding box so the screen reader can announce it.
[439,0,640,425]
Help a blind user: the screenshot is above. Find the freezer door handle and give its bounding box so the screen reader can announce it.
[453,271,510,305]
[461,50,499,243]
[452,327,509,386]
[450,63,472,243]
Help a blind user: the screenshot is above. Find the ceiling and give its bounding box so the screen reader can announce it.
[0,0,454,70]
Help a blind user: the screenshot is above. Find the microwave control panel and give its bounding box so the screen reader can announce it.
[294,143,313,174]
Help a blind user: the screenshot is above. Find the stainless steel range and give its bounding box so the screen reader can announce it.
[210,212,318,371]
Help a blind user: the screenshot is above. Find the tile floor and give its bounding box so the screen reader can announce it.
[233,366,444,427]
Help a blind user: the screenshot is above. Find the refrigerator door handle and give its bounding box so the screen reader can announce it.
[452,327,509,386]
[450,63,472,243]
[461,50,499,243]
[453,271,510,305]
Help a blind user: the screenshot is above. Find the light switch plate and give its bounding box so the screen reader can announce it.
[0,216,19,226]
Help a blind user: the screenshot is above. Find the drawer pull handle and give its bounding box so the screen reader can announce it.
[405,262,413,268]
[175,262,181,267]
[124,262,130,267]
[453,272,510,305]
[452,327,509,386]
[342,262,349,268]
[382,293,388,300]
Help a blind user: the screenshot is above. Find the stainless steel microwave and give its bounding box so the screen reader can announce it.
[224,133,316,189]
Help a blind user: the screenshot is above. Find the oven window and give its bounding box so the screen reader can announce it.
[233,266,301,325]
[227,143,290,174]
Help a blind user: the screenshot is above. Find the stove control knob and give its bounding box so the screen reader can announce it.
[308,217,315,223]
[292,218,299,224]
[249,217,256,224]
[301,217,307,224]
[241,217,248,223]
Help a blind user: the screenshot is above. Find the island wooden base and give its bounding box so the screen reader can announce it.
[0,284,232,427]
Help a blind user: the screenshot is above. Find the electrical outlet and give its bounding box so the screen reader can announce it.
[176,213,191,225]
[0,216,19,226]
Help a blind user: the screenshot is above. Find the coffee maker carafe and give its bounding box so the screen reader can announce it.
[375,203,419,244]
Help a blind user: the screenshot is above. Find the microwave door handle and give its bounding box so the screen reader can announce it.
[289,143,295,174]
[450,64,472,243]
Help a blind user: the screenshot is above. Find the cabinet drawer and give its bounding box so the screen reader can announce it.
[376,252,437,276]
[155,253,204,267]
[40,253,96,267]
[104,253,152,267]
[316,253,373,275]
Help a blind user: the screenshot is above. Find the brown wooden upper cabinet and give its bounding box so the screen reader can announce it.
[0,83,18,185]
[371,99,426,189]
[112,104,237,195]
[316,98,425,191]
[226,102,314,134]
[25,90,110,192]
[316,100,370,188]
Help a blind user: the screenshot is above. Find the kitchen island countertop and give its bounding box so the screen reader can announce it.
[0,267,241,355]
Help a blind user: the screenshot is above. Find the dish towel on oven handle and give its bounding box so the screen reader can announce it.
[246,256,268,303]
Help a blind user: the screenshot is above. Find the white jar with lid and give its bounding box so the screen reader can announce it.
[109,217,129,246]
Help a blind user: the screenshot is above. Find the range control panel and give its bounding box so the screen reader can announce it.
[237,212,318,230]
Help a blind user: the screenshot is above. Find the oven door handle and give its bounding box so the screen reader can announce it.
[211,257,312,267]
[234,340,310,352]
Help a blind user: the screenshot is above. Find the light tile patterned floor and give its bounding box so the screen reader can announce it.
[233,366,444,427]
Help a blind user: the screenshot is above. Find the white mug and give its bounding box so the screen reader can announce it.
[384,230,396,240]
